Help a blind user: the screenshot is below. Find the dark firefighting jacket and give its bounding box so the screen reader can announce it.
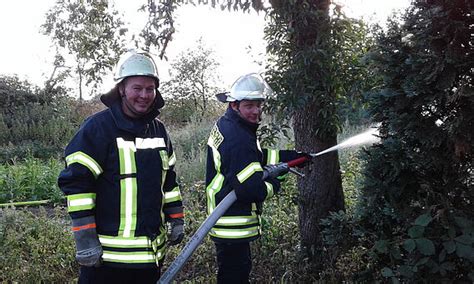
[206,107,301,243]
[58,99,183,268]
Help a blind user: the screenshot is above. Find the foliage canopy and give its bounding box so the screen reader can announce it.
[321,0,473,281]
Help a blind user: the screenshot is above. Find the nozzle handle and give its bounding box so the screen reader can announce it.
[287,156,311,168]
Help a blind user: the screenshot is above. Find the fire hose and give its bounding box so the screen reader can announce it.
[157,155,313,284]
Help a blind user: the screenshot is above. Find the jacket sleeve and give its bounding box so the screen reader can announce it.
[230,141,280,203]
[161,130,184,222]
[58,119,107,220]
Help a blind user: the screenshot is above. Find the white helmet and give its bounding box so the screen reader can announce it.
[216,73,272,103]
[114,50,159,85]
[101,50,163,108]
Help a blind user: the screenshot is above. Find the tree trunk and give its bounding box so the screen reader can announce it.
[291,0,345,262]
[293,100,344,260]
[267,0,346,267]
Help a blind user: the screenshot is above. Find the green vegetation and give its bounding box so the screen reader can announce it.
[0,117,365,282]
[0,0,471,282]
[0,157,64,204]
[0,208,77,282]
[318,0,474,282]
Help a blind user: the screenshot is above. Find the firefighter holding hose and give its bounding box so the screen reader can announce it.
[206,73,310,283]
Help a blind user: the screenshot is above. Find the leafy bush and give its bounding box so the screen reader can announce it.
[0,207,77,282]
[319,0,474,282]
[0,75,104,162]
[0,157,64,204]
[171,116,216,186]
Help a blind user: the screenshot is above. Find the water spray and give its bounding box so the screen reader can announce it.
[158,125,381,284]
[282,126,380,173]
[313,126,380,157]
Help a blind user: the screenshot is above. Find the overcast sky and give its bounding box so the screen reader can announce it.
[0,1,411,97]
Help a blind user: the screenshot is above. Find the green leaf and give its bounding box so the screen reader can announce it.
[408,226,425,238]
[416,238,436,255]
[438,249,446,262]
[415,256,430,266]
[403,239,416,253]
[375,240,389,253]
[443,240,456,253]
[448,226,456,239]
[381,267,394,277]
[414,213,432,227]
[390,246,402,260]
[454,234,473,245]
[455,242,474,260]
[440,262,455,271]
[454,216,473,230]
[399,265,414,277]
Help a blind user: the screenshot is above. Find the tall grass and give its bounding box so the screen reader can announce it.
[171,116,215,187]
[0,207,77,282]
[0,157,64,204]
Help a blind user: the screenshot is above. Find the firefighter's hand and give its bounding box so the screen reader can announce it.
[76,246,103,267]
[263,163,290,180]
[72,216,103,267]
[267,177,281,195]
[168,218,184,246]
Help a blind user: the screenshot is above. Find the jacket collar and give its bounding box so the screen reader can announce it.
[225,107,259,133]
[109,100,160,135]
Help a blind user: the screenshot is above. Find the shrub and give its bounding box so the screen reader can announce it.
[170,116,215,186]
[0,207,77,282]
[0,157,64,204]
[0,75,104,161]
[319,0,474,282]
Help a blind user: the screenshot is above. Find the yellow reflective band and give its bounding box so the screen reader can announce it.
[123,177,136,238]
[160,150,169,170]
[68,197,94,207]
[265,181,274,200]
[168,152,176,166]
[237,162,263,183]
[99,236,150,248]
[156,250,164,260]
[135,137,165,149]
[207,144,224,214]
[102,251,155,263]
[207,173,224,214]
[67,193,96,212]
[164,187,181,203]
[216,216,258,226]
[66,151,103,178]
[267,149,278,165]
[211,226,259,238]
[117,138,137,175]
